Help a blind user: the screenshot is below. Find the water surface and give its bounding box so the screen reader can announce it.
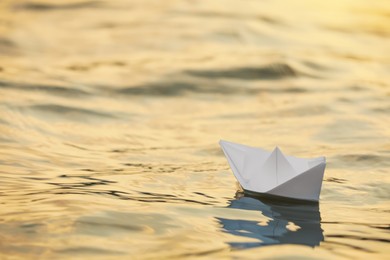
[0,0,389,259]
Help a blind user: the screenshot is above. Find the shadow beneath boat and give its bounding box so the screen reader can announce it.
[216,192,324,249]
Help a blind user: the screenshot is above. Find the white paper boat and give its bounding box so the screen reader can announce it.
[219,140,326,202]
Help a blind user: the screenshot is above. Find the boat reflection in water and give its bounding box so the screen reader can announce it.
[217,192,324,249]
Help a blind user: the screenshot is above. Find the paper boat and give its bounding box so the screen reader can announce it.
[219,140,326,202]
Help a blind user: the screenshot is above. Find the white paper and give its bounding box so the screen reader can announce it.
[219,140,326,202]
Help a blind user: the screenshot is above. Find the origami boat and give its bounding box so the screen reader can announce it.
[219,140,326,202]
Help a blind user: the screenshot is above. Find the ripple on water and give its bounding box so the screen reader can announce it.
[183,63,297,80]
[117,81,308,96]
[331,153,390,169]
[24,104,116,121]
[0,80,92,97]
[13,1,103,11]
[115,63,309,97]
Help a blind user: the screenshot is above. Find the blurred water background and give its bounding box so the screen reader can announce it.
[0,0,389,259]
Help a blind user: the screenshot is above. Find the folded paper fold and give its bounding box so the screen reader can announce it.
[219,140,326,202]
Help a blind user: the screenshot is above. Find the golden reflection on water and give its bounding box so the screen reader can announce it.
[0,0,389,259]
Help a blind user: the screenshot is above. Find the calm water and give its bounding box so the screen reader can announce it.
[0,0,389,259]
